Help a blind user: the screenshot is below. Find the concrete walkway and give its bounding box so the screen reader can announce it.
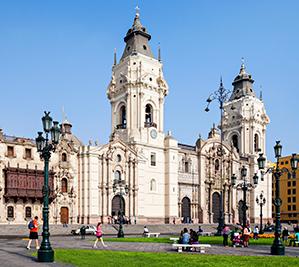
[1,236,298,267]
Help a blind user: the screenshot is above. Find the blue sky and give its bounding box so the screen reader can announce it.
[0,1,298,160]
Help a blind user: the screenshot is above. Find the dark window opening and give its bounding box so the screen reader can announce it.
[254,134,259,152]
[62,152,67,162]
[25,148,32,159]
[232,135,239,152]
[7,206,14,218]
[215,159,220,171]
[61,178,68,193]
[25,207,32,218]
[151,153,156,166]
[143,45,147,50]
[7,146,14,157]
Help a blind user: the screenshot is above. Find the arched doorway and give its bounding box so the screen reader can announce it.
[212,192,221,223]
[60,207,69,224]
[181,197,191,223]
[112,195,125,217]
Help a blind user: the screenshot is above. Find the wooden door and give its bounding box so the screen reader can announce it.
[60,207,69,224]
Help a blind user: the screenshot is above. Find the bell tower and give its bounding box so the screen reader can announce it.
[107,8,169,145]
[222,62,270,156]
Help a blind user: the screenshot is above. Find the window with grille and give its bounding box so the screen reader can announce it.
[25,207,32,218]
[7,206,14,218]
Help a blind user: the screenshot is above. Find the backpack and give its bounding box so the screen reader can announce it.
[28,220,34,230]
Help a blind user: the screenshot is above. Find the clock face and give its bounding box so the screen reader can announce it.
[150,129,157,139]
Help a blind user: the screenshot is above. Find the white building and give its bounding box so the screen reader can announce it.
[0,11,271,225]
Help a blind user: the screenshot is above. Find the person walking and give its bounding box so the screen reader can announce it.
[26,216,39,250]
[93,222,107,248]
[253,225,259,240]
[222,225,230,247]
[243,226,251,247]
[80,225,86,240]
[282,227,289,244]
[143,226,149,237]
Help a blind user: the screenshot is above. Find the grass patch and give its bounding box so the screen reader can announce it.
[103,236,275,246]
[55,249,299,267]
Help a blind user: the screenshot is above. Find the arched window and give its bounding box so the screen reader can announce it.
[254,134,259,152]
[62,152,67,162]
[215,159,220,171]
[145,104,153,124]
[150,179,156,191]
[120,106,126,128]
[7,206,14,218]
[25,207,32,218]
[117,154,122,162]
[232,134,239,152]
[114,170,121,181]
[61,178,68,193]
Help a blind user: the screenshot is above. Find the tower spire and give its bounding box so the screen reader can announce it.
[135,5,140,18]
[240,57,246,75]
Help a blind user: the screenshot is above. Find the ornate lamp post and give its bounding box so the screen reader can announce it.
[231,166,258,229]
[256,192,266,234]
[35,111,60,262]
[257,141,299,255]
[113,179,129,238]
[205,78,231,235]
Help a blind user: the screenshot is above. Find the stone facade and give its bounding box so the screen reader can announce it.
[0,12,272,225]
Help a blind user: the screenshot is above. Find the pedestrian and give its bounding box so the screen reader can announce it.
[93,222,107,248]
[282,227,289,243]
[222,225,230,247]
[243,226,251,247]
[253,225,259,240]
[80,225,86,240]
[26,216,39,250]
[197,225,203,236]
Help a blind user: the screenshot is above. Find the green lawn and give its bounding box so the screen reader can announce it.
[104,236,275,246]
[55,249,299,267]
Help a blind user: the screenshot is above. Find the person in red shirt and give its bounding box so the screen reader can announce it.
[26,216,39,250]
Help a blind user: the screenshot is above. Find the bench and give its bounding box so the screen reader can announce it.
[145,232,160,238]
[170,237,179,243]
[172,244,211,253]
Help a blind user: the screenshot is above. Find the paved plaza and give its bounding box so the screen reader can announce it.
[0,236,298,267]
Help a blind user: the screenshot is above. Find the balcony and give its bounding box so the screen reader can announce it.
[4,167,55,202]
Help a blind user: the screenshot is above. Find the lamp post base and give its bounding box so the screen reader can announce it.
[37,248,54,262]
[271,243,285,255]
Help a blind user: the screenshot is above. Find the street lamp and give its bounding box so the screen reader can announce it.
[205,78,231,235]
[256,191,266,234]
[257,141,299,255]
[231,166,258,229]
[36,111,61,262]
[113,178,129,238]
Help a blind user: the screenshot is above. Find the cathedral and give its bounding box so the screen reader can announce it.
[0,11,272,225]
